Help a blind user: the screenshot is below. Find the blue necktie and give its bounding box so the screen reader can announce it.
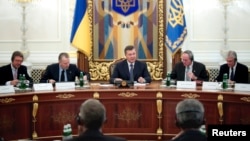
[230,68,234,81]
[129,64,134,82]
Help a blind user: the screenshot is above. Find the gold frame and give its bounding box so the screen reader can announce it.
[87,0,165,81]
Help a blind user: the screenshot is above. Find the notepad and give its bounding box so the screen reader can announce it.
[176,81,196,89]
[55,82,75,90]
[0,85,15,94]
[33,83,53,91]
[234,83,250,92]
[202,82,220,90]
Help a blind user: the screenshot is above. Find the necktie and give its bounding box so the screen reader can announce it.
[61,70,65,82]
[185,66,190,81]
[129,63,134,82]
[13,69,17,79]
[230,68,234,81]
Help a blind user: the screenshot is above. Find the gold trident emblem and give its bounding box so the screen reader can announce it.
[116,0,136,13]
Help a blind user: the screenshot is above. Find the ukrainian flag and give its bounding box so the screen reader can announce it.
[70,0,91,57]
[165,0,187,54]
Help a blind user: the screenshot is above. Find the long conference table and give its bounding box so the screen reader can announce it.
[0,81,250,141]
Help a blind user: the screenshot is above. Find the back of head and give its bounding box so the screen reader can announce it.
[79,98,106,130]
[227,50,237,61]
[175,98,205,129]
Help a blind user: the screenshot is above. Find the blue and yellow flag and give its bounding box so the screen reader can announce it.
[165,0,187,54]
[70,0,91,57]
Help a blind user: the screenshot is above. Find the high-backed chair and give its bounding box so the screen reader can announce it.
[206,69,211,81]
[172,48,182,69]
[109,58,126,77]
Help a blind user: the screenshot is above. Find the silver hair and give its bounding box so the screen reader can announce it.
[176,98,204,129]
[227,50,237,61]
[183,50,194,61]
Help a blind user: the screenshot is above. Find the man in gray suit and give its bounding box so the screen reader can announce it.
[109,45,152,84]
[171,50,209,81]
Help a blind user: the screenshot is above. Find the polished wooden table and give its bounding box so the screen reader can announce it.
[0,81,250,140]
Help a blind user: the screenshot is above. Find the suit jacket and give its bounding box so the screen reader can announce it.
[68,129,126,141]
[40,63,90,83]
[216,62,248,83]
[0,64,33,86]
[171,61,209,81]
[169,130,207,141]
[109,60,152,84]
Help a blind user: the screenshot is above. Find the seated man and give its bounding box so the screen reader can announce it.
[170,98,207,141]
[71,98,127,141]
[40,52,90,83]
[216,50,248,83]
[109,45,152,84]
[171,50,209,81]
[0,51,33,87]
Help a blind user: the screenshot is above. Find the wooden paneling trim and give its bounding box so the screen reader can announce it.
[1,82,250,140]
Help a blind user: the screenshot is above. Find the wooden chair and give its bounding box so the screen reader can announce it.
[172,48,182,69]
[109,58,126,77]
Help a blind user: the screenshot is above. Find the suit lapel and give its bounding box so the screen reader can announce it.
[66,67,73,81]
[56,65,60,81]
[192,62,197,75]
[180,63,186,80]
[234,64,239,78]
[7,64,15,80]
[125,61,130,78]
[133,61,138,78]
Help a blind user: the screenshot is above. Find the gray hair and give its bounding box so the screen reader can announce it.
[183,50,194,61]
[79,98,106,130]
[227,50,237,61]
[176,98,204,129]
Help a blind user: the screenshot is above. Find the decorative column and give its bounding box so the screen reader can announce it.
[12,0,37,75]
[156,92,163,140]
[219,0,236,59]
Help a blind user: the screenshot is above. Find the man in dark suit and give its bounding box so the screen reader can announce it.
[109,45,152,84]
[171,50,209,81]
[71,98,127,141]
[0,51,33,87]
[170,98,207,141]
[40,52,90,83]
[216,50,248,83]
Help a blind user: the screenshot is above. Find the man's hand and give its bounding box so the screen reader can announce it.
[187,72,197,80]
[48,79,56,83]
[11,79,19,86]
[114,78,123,83]
[138,77,145,83]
